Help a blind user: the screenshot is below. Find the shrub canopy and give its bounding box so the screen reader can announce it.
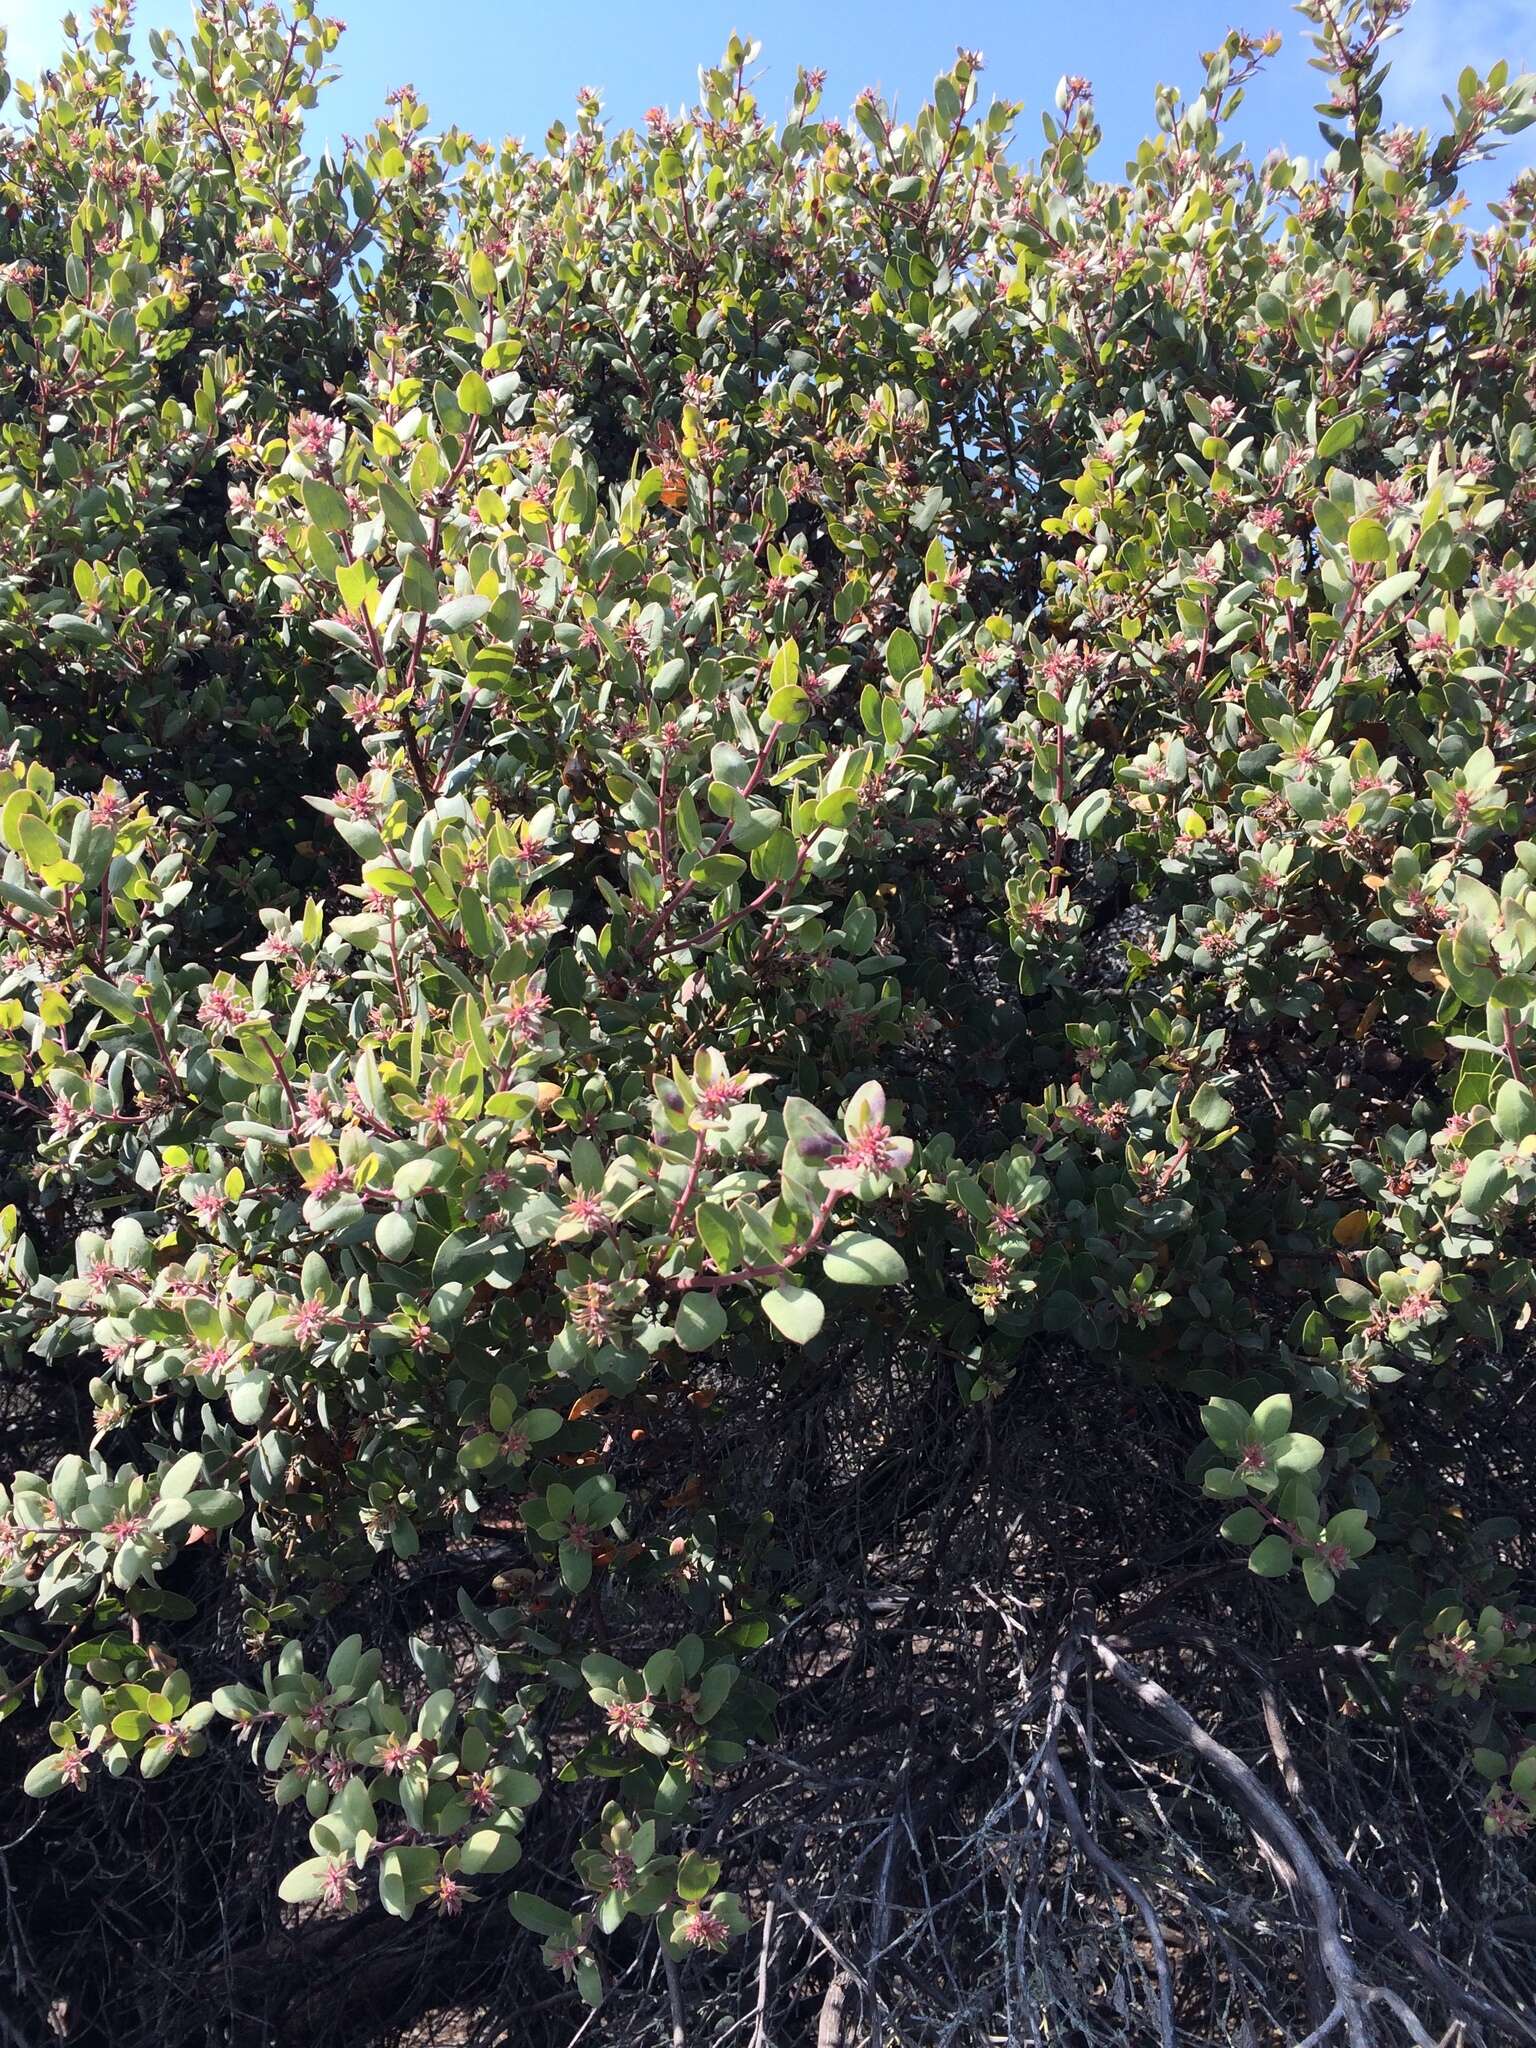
[1,2,1535,2041]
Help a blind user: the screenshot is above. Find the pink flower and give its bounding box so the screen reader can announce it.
[676,1904,731,1950]
[561,1190,611,1235]
[498,988,551,1045]
[604,1698,651,1741]
[695,1078,747,1121]
[292,1296,331,1347]
[198,985,249,1034]
[835,1122,913,1175]
[192,1343,235,1383]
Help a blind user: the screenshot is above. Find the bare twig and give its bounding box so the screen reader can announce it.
[1092,1636,1439,2048]
[661,1943,687,2048]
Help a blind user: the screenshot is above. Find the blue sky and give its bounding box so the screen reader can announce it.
[3,0,1532,218]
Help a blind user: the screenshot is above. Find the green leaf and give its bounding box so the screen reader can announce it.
[16,811,62,873]
[23,1753,72,1798]
[1220,1506,1265,1544]
[460,1825,522,1874]
[1187,1082,1233,1132]
[379,1844,440,1920]
[676,1849,720,1900]
[279,1856,339,1904]
[695,1203,742,1274]
[301,478,352,532]
[376,1211,416,1261]
[1316,412,1362,459]
[333,1771,376,1840]
[674,1292,729,1351]
[1301,1557,1336,1604]
[1323,1508,1373,1557]
[692,1662,735,1722]
[228,1372,271,1426]
[821,1233,908,1287]
[417,1687,456,1740]
[1249,1533,1293,1576]
[766,683,810,725]
[1272,1432,1325,1475]
[1347,516,1390,565]
[157,1451,204,1500]
[378,477,428,548]
[1460,1150,1510,1218]
[327,1640,363,1692]
[760,1284,824,1344]
[886,628,920,681]
[1201,1397,1250,1450]
[1366,568,1420,614]
[77,974,141,1024]
[457,370,494,418]
[1064,788,1112,841]
[433,594,491,632]
[1251,1393,1291,1441]
[510,1891,576,1938]
[768,639,800,693]
[644,1648,684,1698]
[559,1539,593,1593]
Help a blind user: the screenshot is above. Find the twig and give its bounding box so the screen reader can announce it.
[1092,1636,1440,2048]
[1042,1744,1176,2048]
[748,1898,776,2048]
[661,1942,687,2048]
[816,1971,856,2048]
[1259,1685,1536,2045]
[866,1759,911,2048]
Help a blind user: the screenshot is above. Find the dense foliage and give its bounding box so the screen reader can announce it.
[1,2,1534,2041]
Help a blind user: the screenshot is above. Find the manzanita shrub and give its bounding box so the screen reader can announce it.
[1,0,1535,2033]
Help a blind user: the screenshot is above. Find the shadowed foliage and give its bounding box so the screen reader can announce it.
[1,2,1534,2041]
